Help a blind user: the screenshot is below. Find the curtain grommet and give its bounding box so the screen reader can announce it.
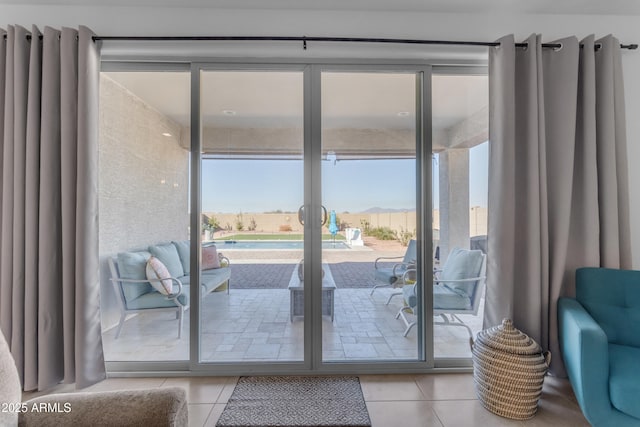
[553,43,563,52]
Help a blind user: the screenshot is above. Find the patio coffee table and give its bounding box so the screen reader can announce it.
[288,263,336,322]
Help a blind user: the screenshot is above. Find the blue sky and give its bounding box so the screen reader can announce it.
[201,142,488,213]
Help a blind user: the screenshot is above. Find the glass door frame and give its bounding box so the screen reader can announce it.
[310,64,433,372]
[189,63,313,374]
[189,61,434,375]
[101,58,445,375]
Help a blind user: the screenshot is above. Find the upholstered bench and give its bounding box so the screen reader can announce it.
[108,241,230,339]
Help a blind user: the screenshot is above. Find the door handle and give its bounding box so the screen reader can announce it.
[299,205,328,226]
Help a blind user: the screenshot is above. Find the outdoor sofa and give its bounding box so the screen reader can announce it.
[108,240,230,339]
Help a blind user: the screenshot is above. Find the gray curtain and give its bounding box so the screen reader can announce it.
[485,34,631,376]
[0,25,104,391]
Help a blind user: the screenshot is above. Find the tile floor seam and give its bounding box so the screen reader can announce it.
[198,404,215,427]
[430,405,447,427]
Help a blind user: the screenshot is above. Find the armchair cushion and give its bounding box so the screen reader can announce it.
[116,251,153,304]
[402,284,417,308]
[434,285,472,310]
[402,282,473,312]
[609,343,640,419]
[149,243,184,278]
[439,247,484,298]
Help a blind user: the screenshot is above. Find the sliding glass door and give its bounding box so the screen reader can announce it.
[100,61,435,373]
[319,71,423,362]
[197,69,306,364]
[192,64,430,371]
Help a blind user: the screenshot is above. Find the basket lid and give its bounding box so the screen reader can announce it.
[476,318,542,355]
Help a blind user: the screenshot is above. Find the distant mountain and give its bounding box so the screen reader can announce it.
[361,207,412,213]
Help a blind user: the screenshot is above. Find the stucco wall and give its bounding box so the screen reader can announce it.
[206,211,420,235]
[99,74,189,330]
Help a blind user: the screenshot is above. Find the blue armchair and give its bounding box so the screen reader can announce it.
[558,267,640,427]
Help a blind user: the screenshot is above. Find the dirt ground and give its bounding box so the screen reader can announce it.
[361,235,406,252]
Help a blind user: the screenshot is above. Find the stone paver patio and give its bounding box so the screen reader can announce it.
[102,240,483,363]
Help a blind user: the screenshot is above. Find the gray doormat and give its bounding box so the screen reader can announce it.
[216,376,372,427]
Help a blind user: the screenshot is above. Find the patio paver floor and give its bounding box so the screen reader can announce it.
[103,286,483,362]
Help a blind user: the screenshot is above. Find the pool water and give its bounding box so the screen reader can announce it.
[212,240,349,250]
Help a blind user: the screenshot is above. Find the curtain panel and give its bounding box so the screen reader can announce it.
[485,34,631,376]
[0,25,104,391]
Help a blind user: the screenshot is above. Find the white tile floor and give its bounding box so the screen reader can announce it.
[23,374,589,427]
[102,287,484,362]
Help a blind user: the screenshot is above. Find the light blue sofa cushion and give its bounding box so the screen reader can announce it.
[172,240,190,275]
[127,285,189,310]
[576,268,640,348]
[439,248,483,298]
[179,269,230,294]
[402,284,417,308]
[435,285,472,310]
[609,343,640,420]
[402,283,471,311]
[116,251,153,304]
[149,243,185,279]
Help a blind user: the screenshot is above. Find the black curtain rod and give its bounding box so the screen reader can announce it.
[91,35,638,50]
[6,34,638,50]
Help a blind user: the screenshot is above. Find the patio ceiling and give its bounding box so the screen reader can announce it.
[8,0,640,15]
[104,71,487,157]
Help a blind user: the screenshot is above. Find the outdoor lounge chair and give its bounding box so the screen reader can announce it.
[371,239,417,301]
[396,247,486,337]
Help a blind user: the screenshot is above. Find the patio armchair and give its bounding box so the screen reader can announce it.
[396,247,486,337]
[371,239,417,302]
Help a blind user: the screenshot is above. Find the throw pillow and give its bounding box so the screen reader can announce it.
[145,256,174,295]
[202,245,220,270]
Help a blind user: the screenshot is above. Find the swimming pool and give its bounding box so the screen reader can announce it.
[212,240,349,250]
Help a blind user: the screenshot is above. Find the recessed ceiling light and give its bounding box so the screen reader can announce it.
[222,110,237,116]
[397,111,410,117]
[162,132,172,137]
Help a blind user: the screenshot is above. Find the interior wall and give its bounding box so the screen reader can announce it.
[0,6,637,269]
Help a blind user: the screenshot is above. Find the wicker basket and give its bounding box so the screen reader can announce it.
[471,318,551,420]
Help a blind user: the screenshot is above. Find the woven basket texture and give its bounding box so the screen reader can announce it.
[471,318,551,420]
